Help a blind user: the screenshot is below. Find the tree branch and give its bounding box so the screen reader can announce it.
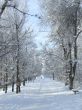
[6,5,41,19]
[75,30,82,40]
[0,0,9,17]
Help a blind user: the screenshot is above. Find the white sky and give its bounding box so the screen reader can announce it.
[27,0,49,49]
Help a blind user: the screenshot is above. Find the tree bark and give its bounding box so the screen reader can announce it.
[16,24,21,94]
[68,42,74,90]
[5,72,8,93]
[12,75,15,92]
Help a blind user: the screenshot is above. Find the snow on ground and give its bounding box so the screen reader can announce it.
[0,77,82,110]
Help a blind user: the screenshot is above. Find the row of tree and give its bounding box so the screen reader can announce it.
[0,0,42,93]
[40,0,82,89]
[1,0,82,94]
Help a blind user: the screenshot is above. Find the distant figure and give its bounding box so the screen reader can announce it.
[41,75,44,79]
[35,75,44,82]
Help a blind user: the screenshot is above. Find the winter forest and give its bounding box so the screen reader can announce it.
[0,0,82,110]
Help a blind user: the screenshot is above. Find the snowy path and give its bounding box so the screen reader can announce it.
[0,78,82,110]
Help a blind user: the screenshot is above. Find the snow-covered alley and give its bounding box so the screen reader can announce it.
[1,0,82,110]
[0,78,82,110]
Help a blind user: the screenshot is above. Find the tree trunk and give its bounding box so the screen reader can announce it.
[16,24,21,94]
[16,79,21,93]
[68,43,74,90]
[71,5,78,88]
[62,40,69,85]
[16,69,21,93]
[3,75,5,91]
[69,74,74,90]
[23,79,25,86]
[12,82,14,92]
[5,73,8,93]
